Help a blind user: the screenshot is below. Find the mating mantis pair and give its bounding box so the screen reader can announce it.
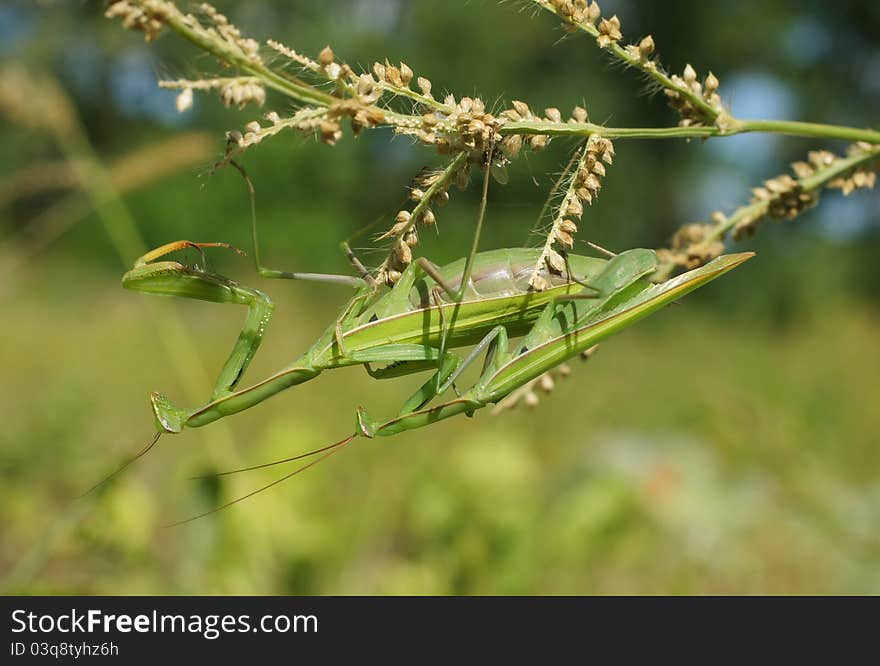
[128,241,755,433]
[116,164,753,518]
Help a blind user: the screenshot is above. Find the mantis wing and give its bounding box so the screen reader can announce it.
[487,252,755,397]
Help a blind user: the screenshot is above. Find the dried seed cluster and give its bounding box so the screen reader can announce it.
[415,95,503,158]
[110,2,263,66]
[735,145,877,239]
[160,77,267,111]
[372,60,416,92]
[659,143,878,274]
[625,35,656,64]
[491,364,572,413]
[536,1,728,129]
[656,218,725,271]
[375,153,469,286]
[220,107,330,163]
[665,64,725,128]
[195,3,262,64]
[530,135,615,290]
[220,79,266,109]
[825,142,878,195]
[268,43,507,161]
[544,1,602,32]
[749,174,817,223]
[596,15,623,48]
[105,0,166,42]
[498,102,591,159]
[267,41,349,84]
[322,100,384,142]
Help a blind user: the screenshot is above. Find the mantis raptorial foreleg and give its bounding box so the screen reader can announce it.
[123,241,275,400]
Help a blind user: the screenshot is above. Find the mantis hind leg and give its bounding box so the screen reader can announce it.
[353,328,510,437]
[432,142,497,388]
[396,325,510,415]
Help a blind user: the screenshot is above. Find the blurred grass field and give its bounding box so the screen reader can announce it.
[1,0,878,594]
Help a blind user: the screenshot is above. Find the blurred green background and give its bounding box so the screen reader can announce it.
[1,0,878,594]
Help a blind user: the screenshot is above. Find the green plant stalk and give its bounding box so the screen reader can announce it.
[151,1,334,107]
[501,119,880,144]
[531,141,589,280]
[382,150,469,245]
[707,145,880,243]
[378,82,456,115]
[139,0,879,147]
[530,1,720,122]
[524,1,879,144]
[651,144,880,281]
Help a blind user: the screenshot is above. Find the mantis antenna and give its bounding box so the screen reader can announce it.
[188,438,350,480]
[163,435,355,527]
[78,432,162,498]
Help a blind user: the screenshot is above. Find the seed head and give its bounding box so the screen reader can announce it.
[175,87,193,112]
[105,0,165,42]
[318,45,334,66]
[529,134,548,151]
[417,76,432,96]
[501,134,523,159]
[399,62,414,86]
[597,15,622,48]
[384,63,403,87]
[512,100,532,119]
[319,119,342,145]
[704,71,719,94]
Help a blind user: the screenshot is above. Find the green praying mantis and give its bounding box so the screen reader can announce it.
[124,241,615,433]
[108,161,753,520]
[120,233,752,519]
